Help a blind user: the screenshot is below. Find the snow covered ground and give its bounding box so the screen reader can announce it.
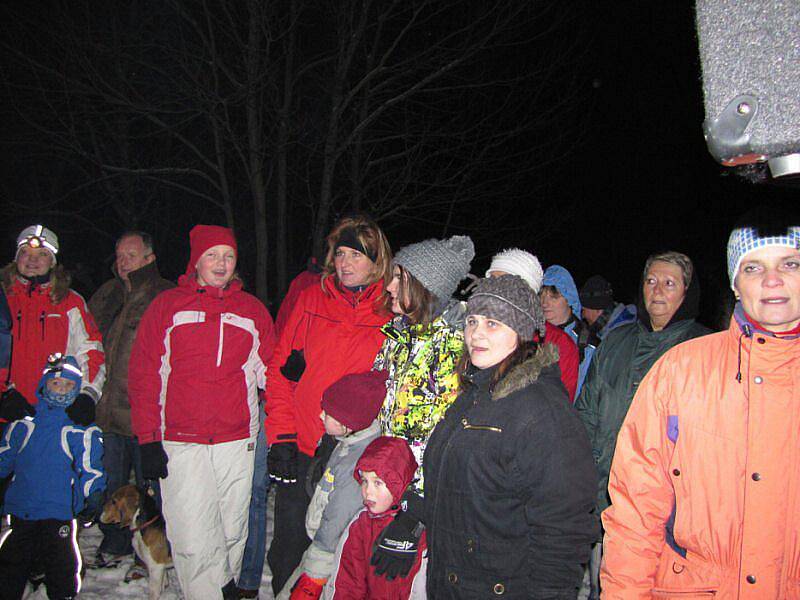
[19,490,277,600]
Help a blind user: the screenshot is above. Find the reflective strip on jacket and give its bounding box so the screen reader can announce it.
[602,317,800,598]
[6,277,105,403]
[129,275,275,444]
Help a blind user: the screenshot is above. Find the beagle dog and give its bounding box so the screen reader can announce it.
[100,484,172,600]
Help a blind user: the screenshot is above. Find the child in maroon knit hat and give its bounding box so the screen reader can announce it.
[323,436,425,599]
[281,371,388,600]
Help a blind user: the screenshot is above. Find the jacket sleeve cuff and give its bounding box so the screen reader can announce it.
[80,387,99,402]
[136,431,162,444]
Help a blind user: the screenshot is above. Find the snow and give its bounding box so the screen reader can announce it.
[17,490,277,599]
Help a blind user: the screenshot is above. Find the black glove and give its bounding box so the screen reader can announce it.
[65,393,96,426]
[280,349,306,382]
[305,434,337,497]
[140,442,169,480]
[78,489,104,526]
[0,388,35,422]
[371,508,424,580]
[268,441,298,484]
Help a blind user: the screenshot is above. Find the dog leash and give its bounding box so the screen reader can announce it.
[130,514,161,533]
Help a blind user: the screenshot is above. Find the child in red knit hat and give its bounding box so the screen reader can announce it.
[323,436,425,599]
[280,371,388,600]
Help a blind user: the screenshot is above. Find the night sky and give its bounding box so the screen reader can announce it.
[1,3,796,327]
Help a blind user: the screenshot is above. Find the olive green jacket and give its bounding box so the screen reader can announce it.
[575,318,710,513]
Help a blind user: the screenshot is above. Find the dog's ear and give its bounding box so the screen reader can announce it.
[118,485,140,528]
[100,495,121,525]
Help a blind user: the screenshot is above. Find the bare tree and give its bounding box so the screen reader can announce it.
[1,0,592,301]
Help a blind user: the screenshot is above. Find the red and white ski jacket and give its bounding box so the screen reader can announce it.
[5,276,105,404]
[129,275,275,445]
[265,277,390,456]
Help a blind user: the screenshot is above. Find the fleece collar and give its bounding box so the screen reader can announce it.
[491,342,560,400]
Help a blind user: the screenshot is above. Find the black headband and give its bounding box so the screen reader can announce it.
[336,228,377,262]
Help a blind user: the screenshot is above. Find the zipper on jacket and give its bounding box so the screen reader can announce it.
[216,314,225,367]
[39,310,45,341]
[461,417,502,433]
[16,310,21,339]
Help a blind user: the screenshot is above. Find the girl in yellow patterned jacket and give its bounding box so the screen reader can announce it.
[373,235,474,493]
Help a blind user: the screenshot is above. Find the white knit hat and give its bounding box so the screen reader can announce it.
[486,248,543,292]
[15,225,59,264]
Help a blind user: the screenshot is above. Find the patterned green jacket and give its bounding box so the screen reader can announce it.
[373,300,466,491]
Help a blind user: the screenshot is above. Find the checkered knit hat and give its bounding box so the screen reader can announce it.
[467,275,545,341]
[394,235,475,301]
[727,223,800,289]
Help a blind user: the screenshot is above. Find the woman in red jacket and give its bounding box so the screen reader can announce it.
[265,214,392,595]
[129,225,276,600]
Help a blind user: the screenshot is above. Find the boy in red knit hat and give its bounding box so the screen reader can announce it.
[323,436,425,599]
[281,371,388,599]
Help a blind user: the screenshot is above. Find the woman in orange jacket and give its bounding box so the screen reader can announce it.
[601,210,800,599]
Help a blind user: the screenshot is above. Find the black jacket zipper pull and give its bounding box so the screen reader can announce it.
[16,310,22,339]
[40,310,46,340]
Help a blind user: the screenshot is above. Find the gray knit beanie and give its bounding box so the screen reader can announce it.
[394,235,475,301]
[466,275,545,341]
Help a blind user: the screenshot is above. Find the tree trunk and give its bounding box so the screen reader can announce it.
[275,0,298,298]
[246,0,269,303]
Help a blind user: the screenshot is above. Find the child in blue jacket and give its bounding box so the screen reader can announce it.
[0,353,105,600]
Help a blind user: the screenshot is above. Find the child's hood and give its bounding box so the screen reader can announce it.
[353,436,418,503]
[34,354,82,408]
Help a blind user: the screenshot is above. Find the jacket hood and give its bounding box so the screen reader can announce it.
[636,266,701,331]
[353,436,418,503]
[2,263,71,305]
[542,265,581,318]
[492,341,560,400]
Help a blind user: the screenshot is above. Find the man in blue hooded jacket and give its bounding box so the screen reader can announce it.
[541,265,597,396]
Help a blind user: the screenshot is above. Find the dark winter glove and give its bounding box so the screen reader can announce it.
[289,573,325,599]
[268,440,298,484]
[280,349,306,382]
[371,508,424,580]
[305,434,337,497]
[140,442,169,480]
[65,393,96,426]
[0,388,35,422]
[78,489,104,526]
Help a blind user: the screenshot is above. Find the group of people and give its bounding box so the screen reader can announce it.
[0,207,797,600]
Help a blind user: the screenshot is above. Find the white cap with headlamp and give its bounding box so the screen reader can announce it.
[15,225,59,263]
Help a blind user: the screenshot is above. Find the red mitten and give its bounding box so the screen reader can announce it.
[289,573,325,600]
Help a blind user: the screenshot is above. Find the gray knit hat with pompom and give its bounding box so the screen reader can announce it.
[466,275,545,341]
[393,235,475,301]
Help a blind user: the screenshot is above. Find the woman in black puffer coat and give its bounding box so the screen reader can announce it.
[423,275,598,599]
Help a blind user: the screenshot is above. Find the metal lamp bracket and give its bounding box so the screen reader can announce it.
[703,94,762,165]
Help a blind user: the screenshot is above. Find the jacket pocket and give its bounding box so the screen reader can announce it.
[461,416,502,433]
[651,589,717,599]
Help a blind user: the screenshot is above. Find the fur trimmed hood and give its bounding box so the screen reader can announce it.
[1,262,72,304]
[492,342,560,401]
